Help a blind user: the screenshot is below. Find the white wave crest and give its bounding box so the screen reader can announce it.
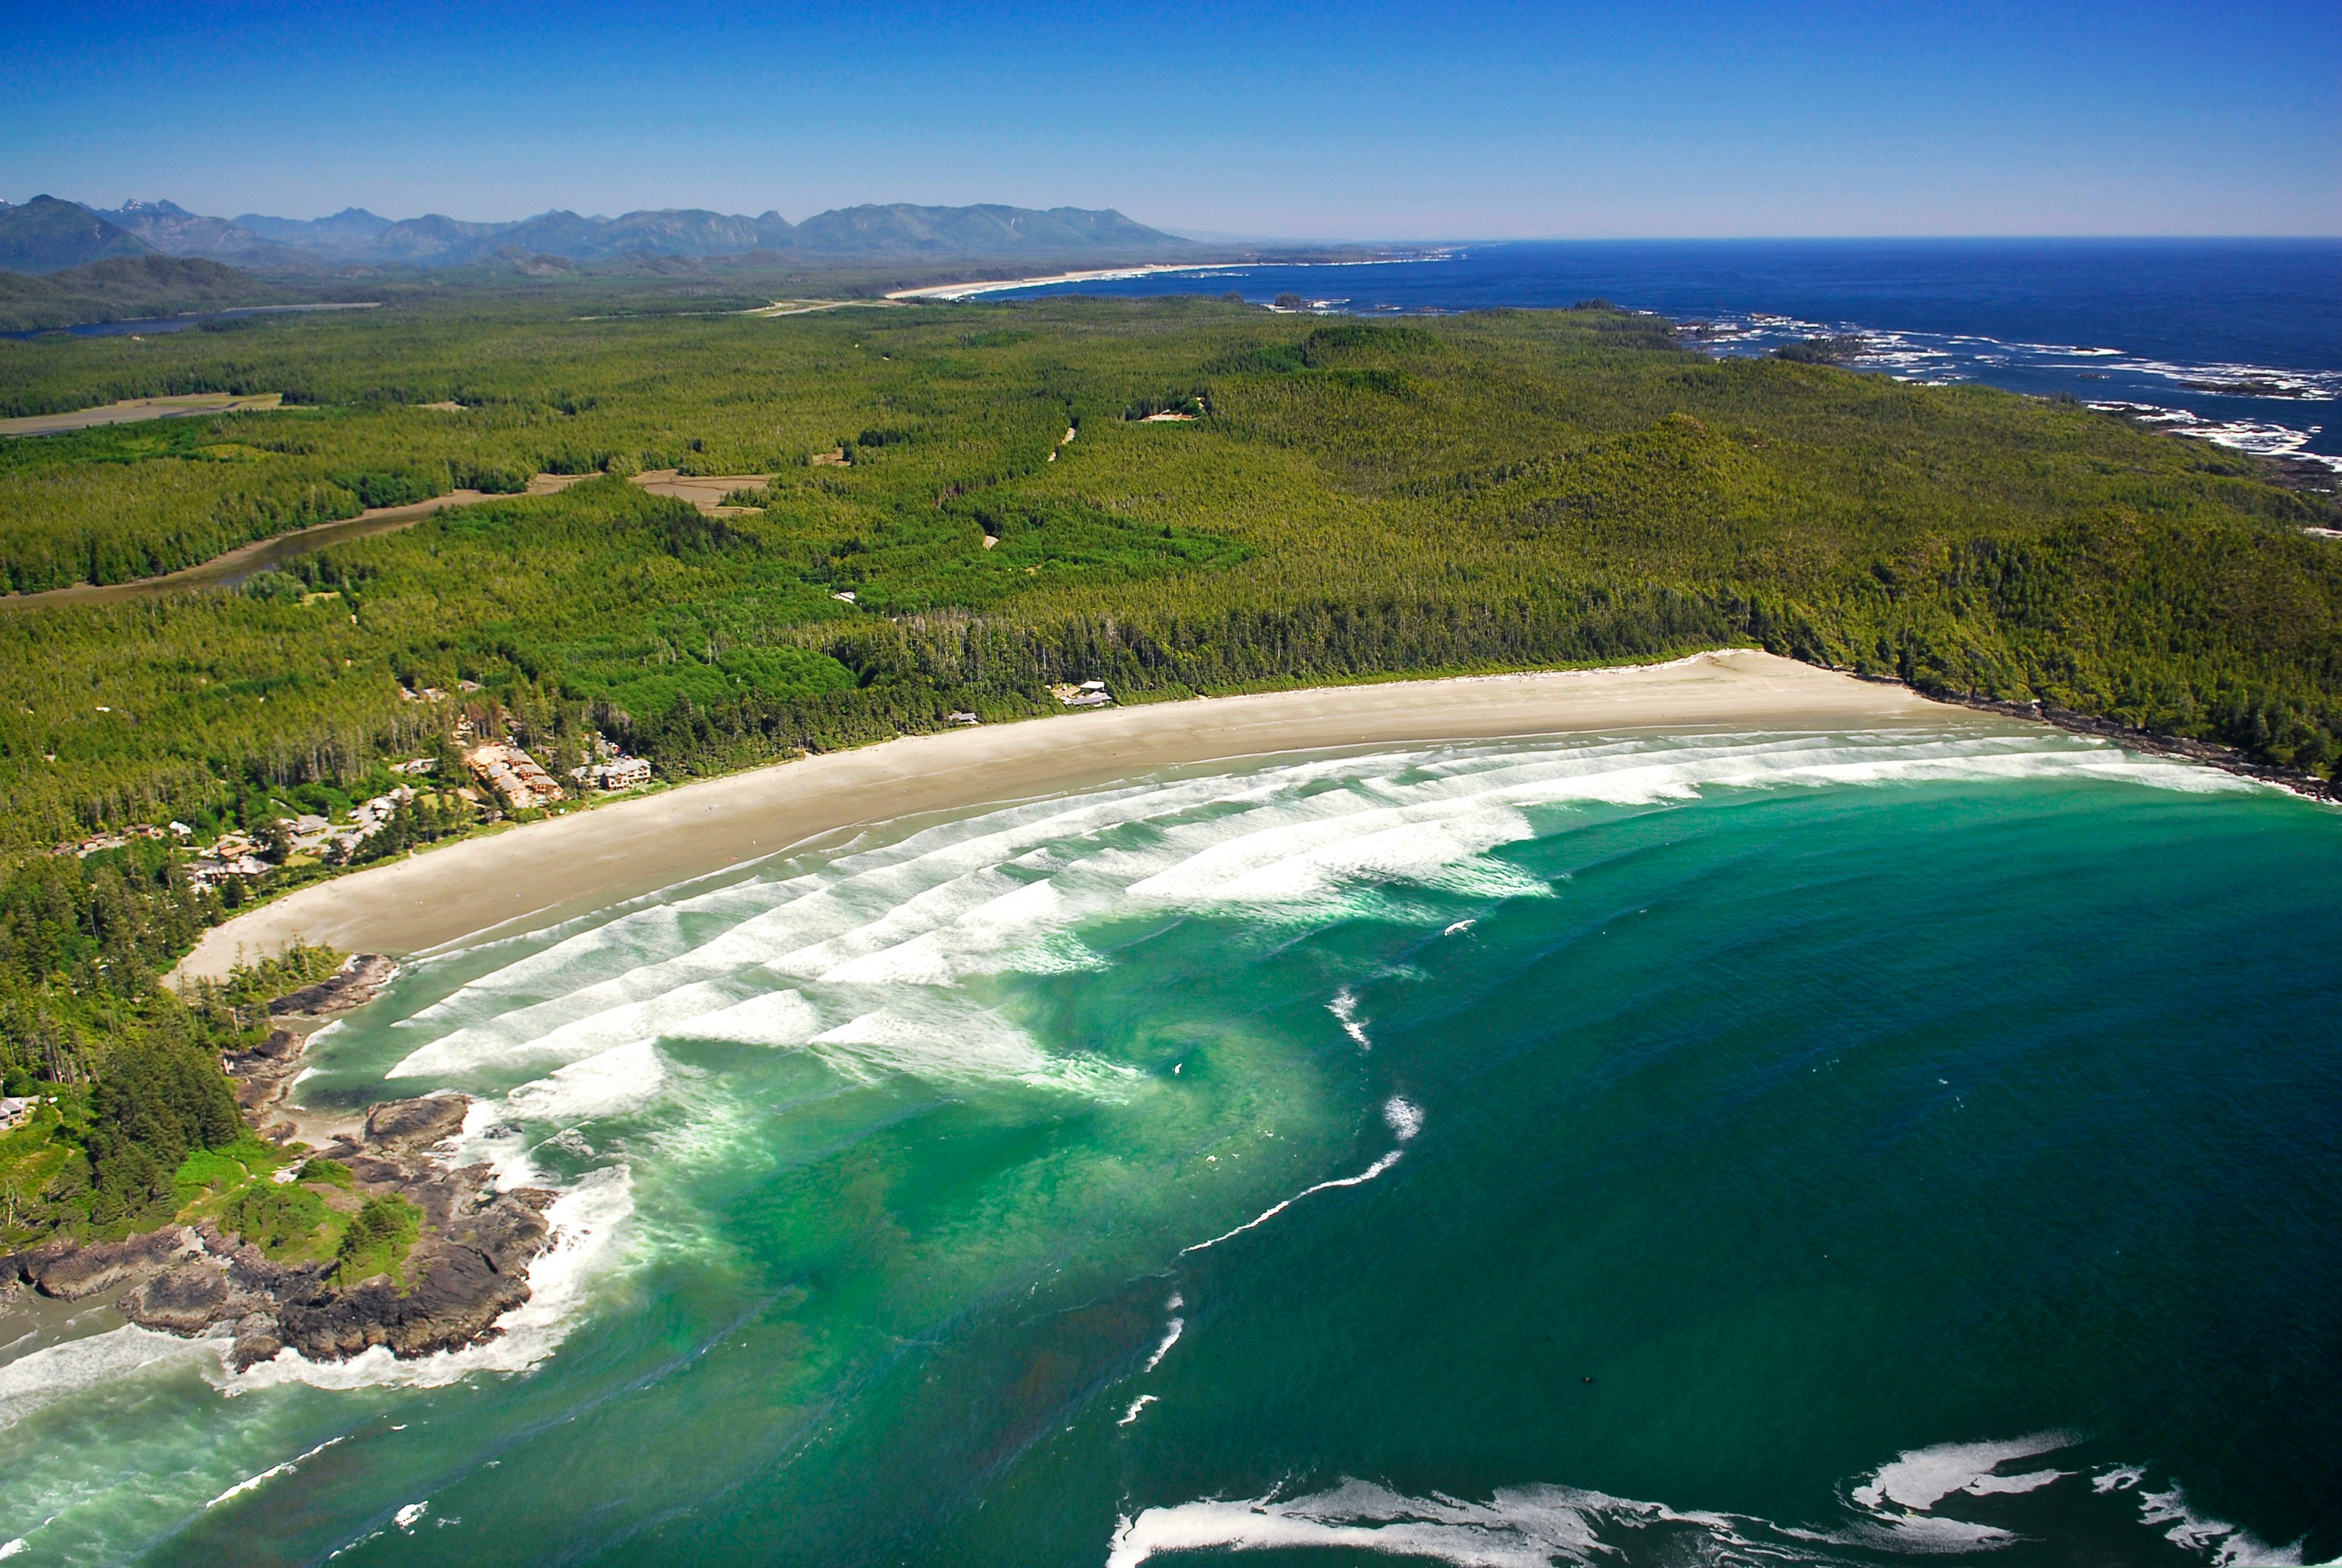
[0,1325,216,1433]
[2137,1484,2307,1567]
[384,730,2245,1111]
[206,1434,348,1508]
[501,1038,668,1125]
[1844,1433,2074,1548]
[1850,1432,2074,1512]
[673,988,822,1047]
[1109,1441,2309,1567]
[1182,1148,1406,1255]
[1142,1315,1184,1373]
[1109,1479,1741,1568]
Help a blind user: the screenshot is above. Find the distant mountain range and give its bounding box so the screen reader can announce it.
[0,194,1195,274]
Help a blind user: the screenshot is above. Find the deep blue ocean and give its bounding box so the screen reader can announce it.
[984,240,2342,470]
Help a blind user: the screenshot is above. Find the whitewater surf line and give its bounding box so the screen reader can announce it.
[1182,1097,1423,1254]
[1105,1438,2312,1567]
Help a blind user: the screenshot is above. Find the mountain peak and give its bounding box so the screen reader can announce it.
[0,196,156,273]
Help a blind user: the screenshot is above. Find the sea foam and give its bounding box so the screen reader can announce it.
[1108,1438,2309,1567]
[384,728,2247,1102]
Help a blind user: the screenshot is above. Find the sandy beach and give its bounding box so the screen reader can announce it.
[173,652,1983,982]
[885,263,1220,302]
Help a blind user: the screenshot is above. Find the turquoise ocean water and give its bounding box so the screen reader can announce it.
[2,723,2337,1566]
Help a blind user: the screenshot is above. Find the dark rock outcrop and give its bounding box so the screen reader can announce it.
[269,953,398,1016]
[105,1156,557,1366]
[361,1095,469,1155]
[1,955,563,1370]
[1,1225,202,1301]
[5,1079,559,1370]
[268,1181,554,1364]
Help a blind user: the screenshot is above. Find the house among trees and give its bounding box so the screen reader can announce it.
[567,734,653,791]
[1050,681,1115,709]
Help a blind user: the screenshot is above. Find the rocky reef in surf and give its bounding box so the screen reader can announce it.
[1,1091,556,1369]
[0,958,560,1370]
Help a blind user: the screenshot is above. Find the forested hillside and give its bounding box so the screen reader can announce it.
[0,255,296,334]
[4,298,2335,828]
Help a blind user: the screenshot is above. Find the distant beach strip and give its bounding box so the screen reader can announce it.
[884,264,1231,302]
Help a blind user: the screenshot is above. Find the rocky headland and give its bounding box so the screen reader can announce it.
[0,956,558,1369]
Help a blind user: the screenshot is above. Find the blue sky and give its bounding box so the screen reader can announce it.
[5,1,2335,237]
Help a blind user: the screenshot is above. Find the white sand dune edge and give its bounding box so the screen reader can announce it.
[173,651,1982,981]
[884,263,1215,301]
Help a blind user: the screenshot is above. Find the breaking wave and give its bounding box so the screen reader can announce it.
[1108,1436,2312,1567]
[0,1324,217,1433]
[381,727,2241,1104]
[1183,1095,1425,1255]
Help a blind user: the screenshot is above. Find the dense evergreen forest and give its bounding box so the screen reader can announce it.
[5,293,2338,841]
[1,292,2338,1213]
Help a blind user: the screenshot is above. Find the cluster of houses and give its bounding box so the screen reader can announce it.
[467,734,652,811]
[185,839,271,886]
[0,1095,44,1133]
[53,823,179,859]
[181,784,420,887]
[568,735,652,792]
[43,712,656,897]
[397,677,484,707]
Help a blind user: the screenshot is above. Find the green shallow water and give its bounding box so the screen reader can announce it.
[3,727,2337,1567]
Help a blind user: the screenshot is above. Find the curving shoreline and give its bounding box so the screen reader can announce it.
[173,651,1989,982]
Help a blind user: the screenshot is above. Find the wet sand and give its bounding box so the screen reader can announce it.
[173,652,1979,981]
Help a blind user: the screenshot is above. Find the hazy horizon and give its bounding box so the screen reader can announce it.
[15,195,2342,249]
[5,1,2334,241]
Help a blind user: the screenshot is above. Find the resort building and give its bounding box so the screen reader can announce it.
[467,742,565,810]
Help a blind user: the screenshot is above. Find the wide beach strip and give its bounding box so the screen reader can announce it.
[176,651,1980,978]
